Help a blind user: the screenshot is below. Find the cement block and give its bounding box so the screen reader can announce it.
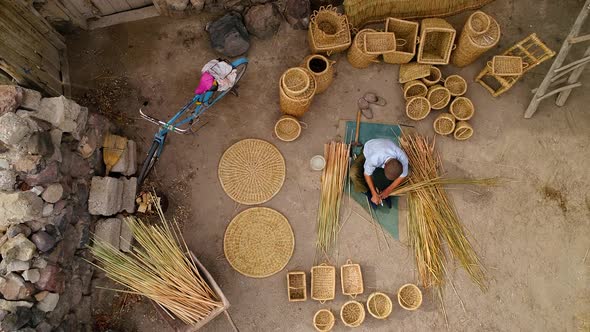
[0,112,31,146]
[111,140,137,176]
[19,88,41,112]
[88,177,122,216]
[94,218,121,248]
[118,215,133,252]
[120,177,137,213]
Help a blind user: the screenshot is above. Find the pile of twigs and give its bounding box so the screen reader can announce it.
[90,201,222,325]
[316,141,350,257]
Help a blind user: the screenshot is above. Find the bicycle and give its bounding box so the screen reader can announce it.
[137,57,248,186]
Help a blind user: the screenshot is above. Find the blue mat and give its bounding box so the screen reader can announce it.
[344,121,403,240]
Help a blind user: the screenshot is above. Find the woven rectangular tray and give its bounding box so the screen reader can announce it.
[340,259,364,297]
[287,271,307,302]
[489,55,524,76]
[311,264,336,303]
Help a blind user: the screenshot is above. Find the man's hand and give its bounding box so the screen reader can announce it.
[371,193,382,206]
[378,190,390,200]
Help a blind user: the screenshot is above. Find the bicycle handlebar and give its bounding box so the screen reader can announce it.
[139,103,191,134]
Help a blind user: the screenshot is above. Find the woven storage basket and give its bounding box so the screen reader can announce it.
[341,259,364,297]
[311,264,336,303]
[287,271,307,302]
[405,96,431,121]
[454,121,474,140]
[452,11,501,67]
[281,67,310,98]
[397,284,423,311]
[347,28,379,69]
[279,68,317,117]
[364,32,397,56]
[340,301,365,327]
[302,54,335,94]
[403,80,428,100]
[421,66,442,86]
[433,112,456,135]
[384,18,419,64]
[468,10,491,35]
[449,96,474,120]
[399,62,430,83]
[367,292,393,319]
[313,309,335,332]
[275,115,302,142]
[427,85,451,110]
[488,55,524,76]
[417,18,456,65]
[308,6,352,54]
[443,74,467,96]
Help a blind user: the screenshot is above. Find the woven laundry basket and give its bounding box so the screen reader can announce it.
[427,85,451,110]
[405,96,431,121]
[384,17,419,64]
[454,121,474,140]
[403,80,428,100]
[367,292,393,319]
[347,28,379,69]
[451,11,501,67]
[275,115,302,142]
[449,96,475,120]
[287,271,307,302]
[340,301,365,327]
[417,18,456,65]
[363,32,397,56]
[398,62,430,83]
[397,284,423,311]
[443,74,467,96]
[488,55,525,76]
[421,66,442,86]
[308,6,351,54]
[311,264,336,303]
[302,54,335,94]
[433,112,456,135]
[281,67,311,98]
[279,68,316,117]
[313,309,335,332]
[340,259,364,297]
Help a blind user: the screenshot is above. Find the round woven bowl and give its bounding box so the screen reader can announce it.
[450,97,475,120]
[454,121,474,140]
[367,292,393,319]
[397,284,423,311]
[444,75,467,96]
[340,301,365,327]
[433,113,456,135]
[403,80,427,101]
[313,309,335,332]
[427,85,451,110]
[274,115,301,142]
[421,66,442,86]
[281,67,310,98]
[405,96,431,121]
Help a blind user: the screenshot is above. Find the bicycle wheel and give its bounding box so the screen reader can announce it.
[138,140,160,186]
[208,59,248,105]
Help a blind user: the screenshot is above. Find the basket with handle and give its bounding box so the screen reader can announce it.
[340,301,365,327]
[279,68,316,117]
[384,17,419,64]
[449,96,475,120]
[308,6,352,55]
[311,264,336,303]
[426,85,451,110]
[281,67,311,98]
[451,11,501,67]
[313,309,335,332]
[454,121,474,140]
[488,55,525,76]
[443,74,467,96]
[275,115,303,142]
[366,292,393,319]
[433,112,456,135]
[287,271,307,301]
[405,96,431,121]
[397,283,423,311]
[421,66,442,86]
[403,80,427,101]
[417,18,456,65]
[363,32,397,56]
[302,54,336,94]
[340,259,364,297]
[399,62,430,83]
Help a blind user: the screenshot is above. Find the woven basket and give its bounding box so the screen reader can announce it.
[275,115,302,142]
[279,68,317,117]
[426,85,451,110]
[308,6,352,54]
[488,55,524,76]
[384,18,419,64]
[443,74,467,96]
[417,18,456,65]
[287,271,307,302]
[313,309,335,332]
[449,96,474,120]
[403,80,427,100]
[311,264,336,303]
[454,121,474,140]
[302,54,335,94]
[281,67,310,98]
[451,11,500,67]
[397,284,423,311]
[421,66,442,86]
[399,62,430,83]
[433,112,456,135]
[341,259,364,297]
[367,292,393,319]
[364,32,397,55]
[340,301,365,327]
[347,29,379,69]
[405,96,431,121]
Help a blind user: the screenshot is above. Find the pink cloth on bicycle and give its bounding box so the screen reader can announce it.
[195,72,215,94]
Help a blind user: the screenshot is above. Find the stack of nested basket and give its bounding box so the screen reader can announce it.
[308,6,351,55]
[279,67,317,118]
[451,11,501,67]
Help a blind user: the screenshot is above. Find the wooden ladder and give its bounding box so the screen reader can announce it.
[524,0,590,118]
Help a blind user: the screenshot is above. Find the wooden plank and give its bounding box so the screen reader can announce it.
[0,46,63,96]
[88,5,159,29]
[3,0,66,50]
[54,0,88,29]
[63,0,98,19]
[152,0,170,16]
[568,33,590,44]
[60,49,71,98]
[91,0,117,15]
[107,0,132,12]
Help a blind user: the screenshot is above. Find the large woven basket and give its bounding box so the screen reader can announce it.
[340,301,365,327]
[399,62,430,83]
[384,18,419,64]
[403,80,427,100]
[421,66,442,86]
[308,6,352,54]
[417,18,456,65]
[311,264,336,303]
[364,32,396,56]
[281,67,311,98]
[449,96,474,120]
[347,28,379,69]
[287,271,307,302]
[313,309,335,332]
[405,96,431,121]
[451,11,500,67]
[367,292,393,319]
[427,85,451,110]
[340,259,363,297]
[397,284,423,311]
[302,54,335,94]
[443,74,467,96]
[279,68,316,117]
[454,121,474,140]
[433,112,456,135]
[275,115,302,142]
[488,55,524,76]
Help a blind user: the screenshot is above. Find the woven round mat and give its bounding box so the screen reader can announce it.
[224,207,294,278]
[218,139,286,205]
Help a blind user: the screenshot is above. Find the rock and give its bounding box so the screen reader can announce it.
[94,218,121,248]
[0,299,33,313]
[60,147,90,178]
[73,107,88,141]
[0,112,32,146]
[19,88,42,112]
[0,192,43,226]
[77,132,97,159]
[12,153,41,173]
[74,296,91,324]
[31,257,47,270]
[207,12,250,57]
[88,177,123,216]
[0,169,16,191]
[7,224,32,238]
[0,158,9,169]
[0,85,22,115]
[22,269,41,283]
[190,0,205,11]
[42,204,53,217]
[49,129,62,162]
[74,218,91,249]
[34,97,77,132]
[45,284,70,325]
[36,292,59,312]
[1,234,37,261]
[25,220,44,233]
[111,140,137,176]
[0,309,6,321]
[121,177,137,213]
[25,131,54,157]
[166,0,189,10]
[41,184,63,204]
[35,321,52,332]
[35,265,65,293]
[31,231,56,253]
[45,225,76,265]
[6,260,30,273]
[119,216,133,252]
[28,307,46,327]
[0,273,27,300]
[71,257,93,296]
[0,307,31,331]
[24,162,59,187]
[244,3,281,39]
[285,0,310,30]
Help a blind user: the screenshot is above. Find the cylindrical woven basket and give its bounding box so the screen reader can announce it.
[449,97,474,120]
[397,284,423,311]
[340,301,365,327]
[433,113,456,135]
[279,68,317,117]
[340,259,364,297]
[454,121,474,140]
[421,66,442,86]
[384,18,419,64]
[274,115,302,142]
[427,85,451,110]
[308,6,351,55]
[405,96,431,121]
[313,309,335,332]
[347,29,379,69]
[302,54,335,94]
[367,292,392,319]
[403,80,428,101]
[281,67,311,98]
[451,11,501,67]
[443,74,467,96]
[363,32,396,56]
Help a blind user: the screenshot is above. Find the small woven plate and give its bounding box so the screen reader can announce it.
[218,139,286,205]
[224,207,294,278]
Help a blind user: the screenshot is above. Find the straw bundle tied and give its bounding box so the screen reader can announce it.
[90,201,221,325]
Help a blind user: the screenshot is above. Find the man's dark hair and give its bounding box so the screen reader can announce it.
[384,159,402,181]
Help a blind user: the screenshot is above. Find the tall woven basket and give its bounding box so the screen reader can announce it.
[347,29,379,68]
[451,11,501,67]
[279,68,317,117]
[308,6,352,54]
[302,54,335,94]
[384,18,419,64]
[417,18,456,65]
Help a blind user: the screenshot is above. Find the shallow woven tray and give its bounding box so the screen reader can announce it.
[224,207,294,278]
[399,62,430,83]
[367,292,393,319]
[275,115,302,142]
[311,264,336,303]
[341,259,364,297]
[313,309,335,332]
[433,113,456,135]
[489,55,524,76]
[405,96,431,121]
[218,139,286,205]
[454,121,474,140]
[397,283,423,311]
[450,97,475,120]
[287,271,307,302]
[340,300,365,327]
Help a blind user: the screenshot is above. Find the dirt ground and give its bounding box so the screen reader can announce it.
[67,0,590,331]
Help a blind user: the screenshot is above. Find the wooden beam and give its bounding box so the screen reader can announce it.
[60,49,71,98]
[88,5,159,30]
